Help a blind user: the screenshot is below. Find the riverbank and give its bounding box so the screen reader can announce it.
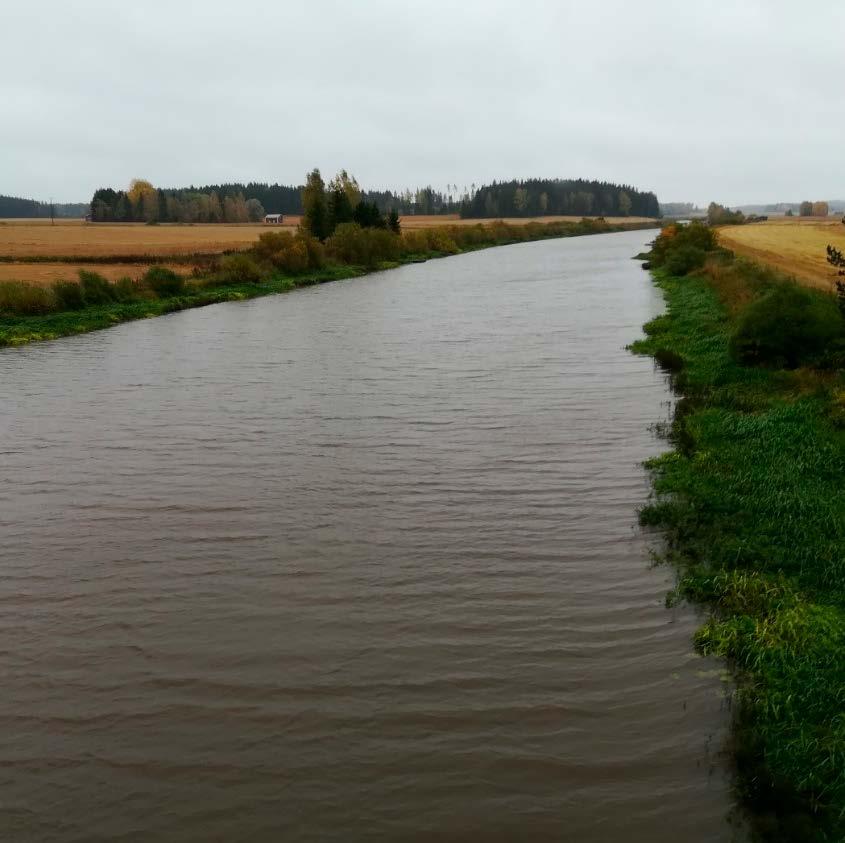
[632,236,845,841]
[0,219,656,348]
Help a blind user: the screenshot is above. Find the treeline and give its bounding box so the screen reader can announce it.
[0,195,88,219]
[89,178,463,222]
[459,179,659,219]
[91,180,267,223]
[89,175,661,223]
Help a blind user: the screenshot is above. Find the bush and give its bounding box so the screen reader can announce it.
[650,221,717,269]
[220,253,263,284]
[253,231,324,275]
[79,270,115,305]
[326,223,401,267]
[0,281,56,316]
[255,230,294,260]
[326,222,368,265]
[272,239,309,274]
[143,266,184,297]
[426,228,459,255]
[298,233,325,269]
[730,284,843,368]
[52,280,85,311]
[113,276,147,303]
[663,245,707,276]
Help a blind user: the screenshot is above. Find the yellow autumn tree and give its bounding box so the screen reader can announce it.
[127,179,156,205]
[328,170,361,207]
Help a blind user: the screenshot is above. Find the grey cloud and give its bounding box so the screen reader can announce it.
[2,0,843,205]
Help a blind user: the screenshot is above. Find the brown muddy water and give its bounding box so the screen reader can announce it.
[0,231,738,841]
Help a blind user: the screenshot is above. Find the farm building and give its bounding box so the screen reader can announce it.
[264,213,284,224]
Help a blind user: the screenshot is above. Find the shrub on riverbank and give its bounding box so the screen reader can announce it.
[144,266,184,297]
[648,221,718,274]
[0,281,55,316]
[79,270,115,305]
[219,254,263,285]
[253,231,325,274]
[326,223,401,267]
[730,284,843,368]
[52,280,85,310]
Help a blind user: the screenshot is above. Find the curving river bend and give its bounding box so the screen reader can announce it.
[0,231,736,841]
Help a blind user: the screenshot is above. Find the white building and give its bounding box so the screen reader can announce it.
[264,213,284,224]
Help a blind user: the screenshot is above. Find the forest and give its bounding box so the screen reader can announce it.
[0,195,88,218]
[459,179,659,218]
[88,176,660,223]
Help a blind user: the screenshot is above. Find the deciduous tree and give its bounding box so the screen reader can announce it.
[302,169,329,241]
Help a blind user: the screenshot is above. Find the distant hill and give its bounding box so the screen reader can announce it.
[0,194,88,218]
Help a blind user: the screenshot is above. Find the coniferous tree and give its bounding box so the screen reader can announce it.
[352,200,386,229]
[327,188,354,236]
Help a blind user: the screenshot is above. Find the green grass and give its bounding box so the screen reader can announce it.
[632,270,845,841]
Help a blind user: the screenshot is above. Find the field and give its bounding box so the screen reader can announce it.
[0,219,302,259]
[0,219,303,286]
[0,216,655,286]
[719,217,845,290]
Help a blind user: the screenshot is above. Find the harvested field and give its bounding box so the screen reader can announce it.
[0,262,190,287]
[719,217,845,290]
[0,220,301,259]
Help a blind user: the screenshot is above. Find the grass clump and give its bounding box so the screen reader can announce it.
[219,254,262,284]
[144,265,184,297]
[52,280,84,310]
[78,270,115,305]
[0,281,55,316]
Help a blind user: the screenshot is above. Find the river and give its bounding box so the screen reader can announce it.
[0,231,736,841]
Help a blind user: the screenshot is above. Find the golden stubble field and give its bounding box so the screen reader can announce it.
[0,215,656,286]
[719,217,845,290]
[0,219,304,285]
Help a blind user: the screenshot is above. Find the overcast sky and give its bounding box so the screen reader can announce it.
[3,1,843,206]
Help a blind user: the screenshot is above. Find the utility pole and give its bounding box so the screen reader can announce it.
[50,197,55,226]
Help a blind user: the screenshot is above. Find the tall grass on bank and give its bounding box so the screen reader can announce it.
[0,218,656,347]
[632,229,845,841]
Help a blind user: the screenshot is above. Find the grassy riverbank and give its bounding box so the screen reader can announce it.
[632,230,845,841]
[0,218,655,348]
